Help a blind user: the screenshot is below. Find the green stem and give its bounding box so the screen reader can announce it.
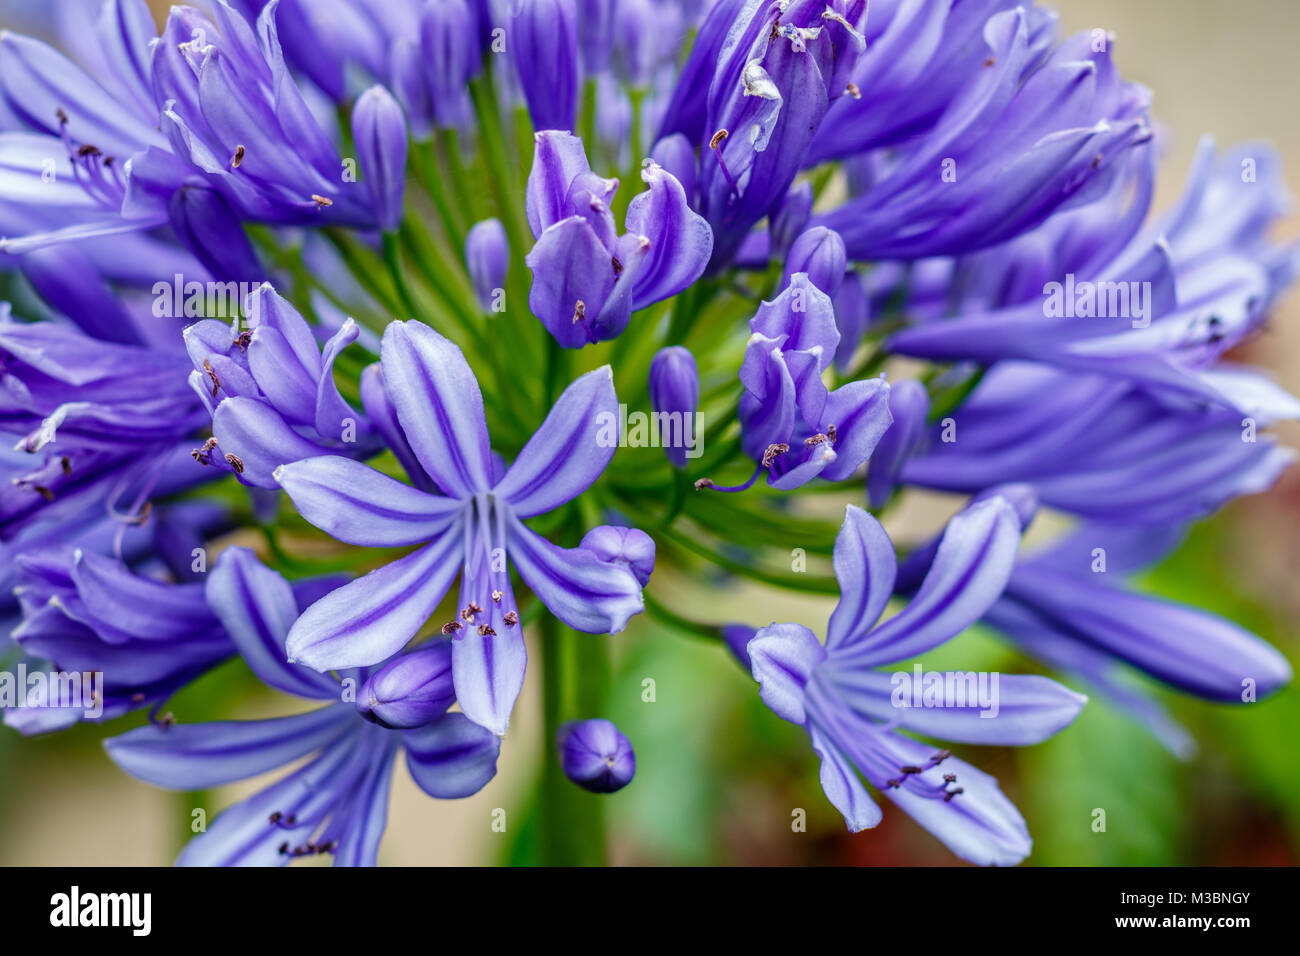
[382,231,420,319]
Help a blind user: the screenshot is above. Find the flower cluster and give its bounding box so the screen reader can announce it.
[0,0,1294,868]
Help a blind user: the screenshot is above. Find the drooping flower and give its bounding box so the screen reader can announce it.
[665,0,868,267]
[104,547,500,866]
[2,501,234,734]
[558,718,636,793]
[896,361,1297,524]
[0,302,210,539]
[734,275,892,489]
[815,10,1151,261]
[743,499,1086,865]
[183,283,377,488]
[274,320,647,733]
[524,131,712,348]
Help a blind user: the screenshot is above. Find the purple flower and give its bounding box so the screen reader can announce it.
[558,718,635,793]
[356,641,456,730]
[781,226,847,296]
[745,499,1085,865]
[816,10,1150,260]
[183,283,376,488]
[580,524,655,586]
[274,320,647,733]
[688,0,868,266]
[889,141,1299,407]
[736,275,892,488]
[465,217,510,313]
[648,345,699,469]
[0,305,210,539]
[977,518,1292,757]
[898,362,1297,524]
[510,0,580,132]
[352,85,408,233]
[104,547,500,867]
[4,543,233,734]
[524,131,712,347]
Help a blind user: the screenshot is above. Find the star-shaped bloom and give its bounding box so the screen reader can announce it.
[742,499,1086,865]
[275,321,647,734]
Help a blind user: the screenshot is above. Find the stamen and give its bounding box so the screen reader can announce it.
[491,590,503,604]
[943,787,964,803]
[441,620,463,635]
[761,443,789,468]
[224,453,245,474]
[611,256,623,277]
[461,602,483,623]
[709,129,742,199]
[33,485,54,502]
[202,359,220,396]
[695,464,764,494]
[477,624,496,636]
[503,610,518,627]
[572,300,587,325]
[60,456,71,475]
[804,433,828,447]
[191,436,219,465]
[846,81,861,99]
[231,144,245,168]
[900,765,923,775]
[311,194,333,208]
[826,424,837,444]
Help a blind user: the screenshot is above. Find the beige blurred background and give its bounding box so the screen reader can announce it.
[2,0,1298,865]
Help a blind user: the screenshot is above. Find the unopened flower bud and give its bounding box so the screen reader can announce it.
[557,718,636,793]
[465,218,509,312]
[783,226,847,297]
[510,0,579,132]
[352,85,408,233]
[580,525,655,586]
[648,345,699,469]
[356,642,455,728]
[770,181,814,261]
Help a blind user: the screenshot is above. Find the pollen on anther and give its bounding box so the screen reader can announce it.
[224,453,245,474]
[709,129,729,150]
[232,144,246,168]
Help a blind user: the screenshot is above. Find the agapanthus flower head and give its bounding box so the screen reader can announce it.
[524,130,712,347]
[558,718,636,793]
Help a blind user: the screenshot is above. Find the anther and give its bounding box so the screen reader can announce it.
[461,602,483,622]
[885,777,903,789]
[694,478,715,490]
[900,765,923,775]
[930,749,950,764]
[846,81,861,99]
[224,453,245,474]
[441,620,463,635]
[56,108,68,125]
[826,424,837,443]
[60,456,71,475]
[573,300,586,325]
[984,57,996,67]
[33,485,54,502]
[761,443,789,468]
[477,624,496,637]
[611,256,623,277]
[709,129,729,150]
[234,329,252,350]
[77,144,101,158]
[943,773,957,783]
[804,433,828,447]
[311,194,333,208]
[503,610,518,627]
[491,590,503,604]
[202,359,220,396]
[232,144,245,168]
[943,787,965,803]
